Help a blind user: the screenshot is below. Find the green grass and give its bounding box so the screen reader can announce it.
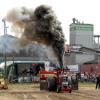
[1,82,96,91]
[79,82,95,87]
[8,83,40,90]
[0,93,8,96]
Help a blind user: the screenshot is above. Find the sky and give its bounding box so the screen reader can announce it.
[0,0,100,43]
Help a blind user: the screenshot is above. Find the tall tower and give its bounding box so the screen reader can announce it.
[69,18,94,64]
[70,18,94,48]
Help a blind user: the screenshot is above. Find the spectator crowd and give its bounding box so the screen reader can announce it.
[80,72,97,83]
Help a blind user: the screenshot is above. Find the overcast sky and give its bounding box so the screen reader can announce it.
[0,0,100,43]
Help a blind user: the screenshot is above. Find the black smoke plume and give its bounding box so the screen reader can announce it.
[6,5,65,66]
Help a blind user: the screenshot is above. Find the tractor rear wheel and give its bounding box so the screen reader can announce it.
[40,80,48,90]
[47,77,57,91]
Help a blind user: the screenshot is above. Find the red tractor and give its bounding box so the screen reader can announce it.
[39,67,73,93]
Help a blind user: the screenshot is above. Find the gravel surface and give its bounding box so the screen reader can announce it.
[0,88,100,100]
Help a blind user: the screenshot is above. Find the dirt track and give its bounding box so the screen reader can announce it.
[0,88,100,100]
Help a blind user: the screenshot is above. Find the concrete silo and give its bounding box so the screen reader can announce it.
[69,18,95,64]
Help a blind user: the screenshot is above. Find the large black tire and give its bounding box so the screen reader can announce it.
[40,80,48,90]
[47,77,57,91]
[72,79,78,90]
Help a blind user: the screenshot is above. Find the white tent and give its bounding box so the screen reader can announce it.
[0,61,13,69]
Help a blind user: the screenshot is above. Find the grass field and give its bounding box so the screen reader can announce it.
[8,83,39,90]
[79,82,95,87]
[0,81,96,91]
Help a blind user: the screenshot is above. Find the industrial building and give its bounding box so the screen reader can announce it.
[69,18,95,64]
[63,18,100,75]
[70,18,94,48]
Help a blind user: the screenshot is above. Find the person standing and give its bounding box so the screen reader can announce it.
[96,74,100,89]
